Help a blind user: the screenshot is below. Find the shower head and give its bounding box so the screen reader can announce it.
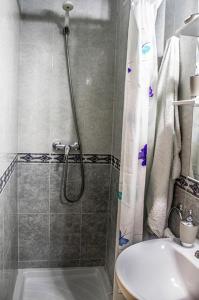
[63,1,74,12]
[62,1,73,29]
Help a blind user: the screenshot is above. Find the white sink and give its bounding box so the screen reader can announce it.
[115,238,199,300]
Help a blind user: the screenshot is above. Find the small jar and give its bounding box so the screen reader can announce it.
[180,210,198,248]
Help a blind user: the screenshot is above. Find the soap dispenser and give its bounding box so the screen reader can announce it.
[180,210,198,247]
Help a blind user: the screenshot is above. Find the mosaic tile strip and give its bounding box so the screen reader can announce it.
[18,153,52,163]
[186,177,199,198]
[111,156,120,170]
[18,153,121,171]
[18,153,112,164]
[0,155,17,194]
[175,175,189,190]
[51,154,112,164]
[175,175,199,199]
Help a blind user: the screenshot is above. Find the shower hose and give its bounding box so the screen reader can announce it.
[61,26,85,203]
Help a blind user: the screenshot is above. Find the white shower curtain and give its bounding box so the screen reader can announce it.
[113,2,163,298]
[116,0,163,252]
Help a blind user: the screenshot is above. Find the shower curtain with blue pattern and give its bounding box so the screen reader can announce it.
[117,0,163,253]
[114,2,163,298]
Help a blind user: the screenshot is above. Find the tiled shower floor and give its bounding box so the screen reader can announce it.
[13,267,112,300]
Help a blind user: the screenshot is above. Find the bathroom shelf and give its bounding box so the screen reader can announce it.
[175,13,199,37]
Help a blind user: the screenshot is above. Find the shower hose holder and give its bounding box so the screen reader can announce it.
[63,26,70,35]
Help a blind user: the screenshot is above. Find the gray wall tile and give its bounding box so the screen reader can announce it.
[80,259,105,267]
[0,270,4,300]
[4,169,18,215]
[4,213,18,268]
[18,163,111,267]
[81,213,107,260]
[0,165,18,300]
[82,165,110,213]
[19,214,49,261]
[50,241,80,261]
[18,260,49,269]
[50,214,81,261]
[50,163,81,213]
[106,166,119,284]
[0,212,3,272]
[18,164,49,213]
[48,259,80,268]
[50,214,81,242]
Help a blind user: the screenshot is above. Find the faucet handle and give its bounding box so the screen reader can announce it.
[52,141,66,151]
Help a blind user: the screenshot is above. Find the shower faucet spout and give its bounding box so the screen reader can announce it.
[65,145,70,156]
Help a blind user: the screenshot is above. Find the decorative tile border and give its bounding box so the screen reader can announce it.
[18,153,121,168]
[18,152,121,168]
[175,175,189,190]
[0,155,17,194]
[18,153,112,164]
[111,156,120,171]
[18,153,52,163]
[176,175,199,199]
[82,154,111,164]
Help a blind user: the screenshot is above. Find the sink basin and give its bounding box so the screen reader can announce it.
[115,238,199,300]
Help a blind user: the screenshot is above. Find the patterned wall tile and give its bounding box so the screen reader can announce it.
[18,153,112,164]
[111,156,120,171]
[176,175,199,199]
[18,153,51,163]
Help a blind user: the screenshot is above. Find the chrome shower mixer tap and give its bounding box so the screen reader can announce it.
[52,141,79,152]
